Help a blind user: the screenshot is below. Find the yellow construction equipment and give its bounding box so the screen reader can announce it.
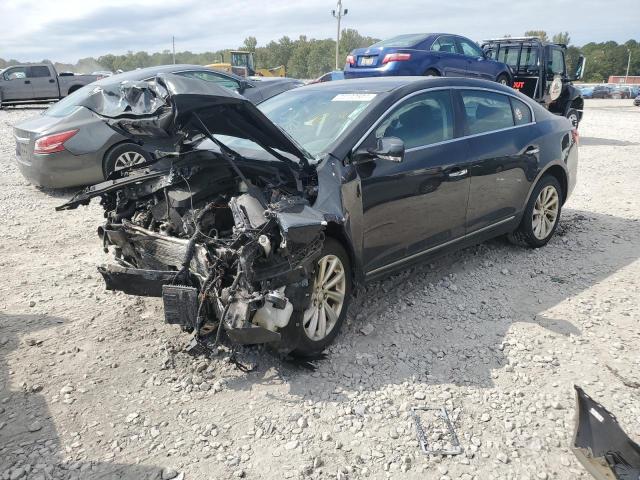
[206,51,285,78]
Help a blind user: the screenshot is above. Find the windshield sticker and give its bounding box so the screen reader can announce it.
[332,93,377,102]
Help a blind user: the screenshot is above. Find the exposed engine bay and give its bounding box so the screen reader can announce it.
[57,73,348,354]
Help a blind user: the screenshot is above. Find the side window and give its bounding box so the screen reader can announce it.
[510,97,532,125]
[458,38,483,58]
[28,66,51,78]
[549,49,564,75]
[461,90,514,135]
[496,46,520,70]
[431,36,457,54]
[176,70,240,90]
[3,67,27,81]
[373,90,454,149]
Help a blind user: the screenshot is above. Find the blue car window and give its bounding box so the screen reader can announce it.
[374,90,454,149]
[461,90,515,135]
[458,38,483,58]
[431,36,458,54]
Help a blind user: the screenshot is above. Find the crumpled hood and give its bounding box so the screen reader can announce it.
[77,73,309,168]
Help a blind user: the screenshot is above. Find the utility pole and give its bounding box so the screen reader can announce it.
[172,36,176,64]
[331,1,348,70]
[625,48,631,84]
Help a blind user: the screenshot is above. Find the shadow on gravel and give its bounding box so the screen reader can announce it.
[579,136,639,147]
[223,208,639,398]
[0,313,164,480]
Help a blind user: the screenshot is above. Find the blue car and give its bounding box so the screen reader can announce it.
[344,33,512,84]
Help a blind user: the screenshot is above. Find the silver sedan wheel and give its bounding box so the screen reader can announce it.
[302,254,346,341]
[532,185,559,240]
[114,151,145,170]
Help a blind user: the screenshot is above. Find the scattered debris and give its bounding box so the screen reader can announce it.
[411,406,463,456]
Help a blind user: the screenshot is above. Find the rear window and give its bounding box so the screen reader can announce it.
[370,34,429,48]
[461,90,514,135]
[510,97,532,125]
[44,84,93,117]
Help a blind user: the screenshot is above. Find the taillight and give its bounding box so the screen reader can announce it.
[571,128,579,145]
[34,129,79,155]
[382,53,411,64]
[346,55,355,65]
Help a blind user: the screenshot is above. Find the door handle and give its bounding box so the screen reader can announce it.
[49,79,55,83]
[525,146,540,155]
[447,168,468,178]
[24,80,31,84]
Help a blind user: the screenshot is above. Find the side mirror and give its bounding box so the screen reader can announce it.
[573,55,586,81]
[237,80,249,94]
[355,137,405,164]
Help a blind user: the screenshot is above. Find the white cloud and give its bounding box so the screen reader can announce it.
[1,0,637,62]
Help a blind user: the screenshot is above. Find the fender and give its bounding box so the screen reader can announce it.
[563,84,584,115]
[519,160,570,213]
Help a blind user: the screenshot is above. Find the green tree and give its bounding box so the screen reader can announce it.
[524,30,549,42]
[242,36,258,53]
[552,32,571,45]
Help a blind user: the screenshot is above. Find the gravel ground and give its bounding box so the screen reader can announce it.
[0,99,639,480]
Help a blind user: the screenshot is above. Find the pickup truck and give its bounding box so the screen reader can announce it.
[0,63,102,108]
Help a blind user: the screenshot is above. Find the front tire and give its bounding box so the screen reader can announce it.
[103,143,152,179]
[508,175,563,248]
[290,238,352,357]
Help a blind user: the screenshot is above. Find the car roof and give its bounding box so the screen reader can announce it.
[298,76,520,94]
[91,64,240,86]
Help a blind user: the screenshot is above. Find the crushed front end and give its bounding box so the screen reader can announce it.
[57,73,337,353]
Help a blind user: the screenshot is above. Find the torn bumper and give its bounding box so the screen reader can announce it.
[572,385,640,480]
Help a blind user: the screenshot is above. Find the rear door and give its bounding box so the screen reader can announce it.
[430,36,468,77]
[457,89,539,232]
[1,67,32,100]
[356,89,470,274]
[27,65,59,99]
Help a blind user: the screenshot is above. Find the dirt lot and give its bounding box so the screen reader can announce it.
[1,99,639,480]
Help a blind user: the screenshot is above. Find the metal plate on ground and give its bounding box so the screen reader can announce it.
[411,406,463,456]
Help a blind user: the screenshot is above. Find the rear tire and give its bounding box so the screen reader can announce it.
[424,69,440,77]
[508,175,563,248]
[288,238,352,358]
[103,143,152,179]
[496,73,510,85]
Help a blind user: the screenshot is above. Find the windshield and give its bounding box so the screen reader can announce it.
[44,84,93,117]
[256,90,377,158]
[370,34,429,48]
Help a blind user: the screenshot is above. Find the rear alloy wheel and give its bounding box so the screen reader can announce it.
[103,143,152,179]
[566,108,580,128]
[290,238,352,357]
[508,175,563,248]
[496,73,510,85]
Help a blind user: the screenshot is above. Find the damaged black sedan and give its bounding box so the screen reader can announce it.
[59,74,578,356]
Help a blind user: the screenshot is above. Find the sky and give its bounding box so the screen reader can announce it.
[1,0,638,63]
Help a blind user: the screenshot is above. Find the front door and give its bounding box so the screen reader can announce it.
[431,35,468,77]
[356,89,470,274]
[1,67,33,101]
[457,89,539,232]
[457,37,493,80]
[27,65,59,99]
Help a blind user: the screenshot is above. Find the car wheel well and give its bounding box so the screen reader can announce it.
[570,97,584,111]
[423,68,440,76]
[101,141,146,178]
[542,165,568,204]
[67,85,82,94]
[323,223,359,287]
